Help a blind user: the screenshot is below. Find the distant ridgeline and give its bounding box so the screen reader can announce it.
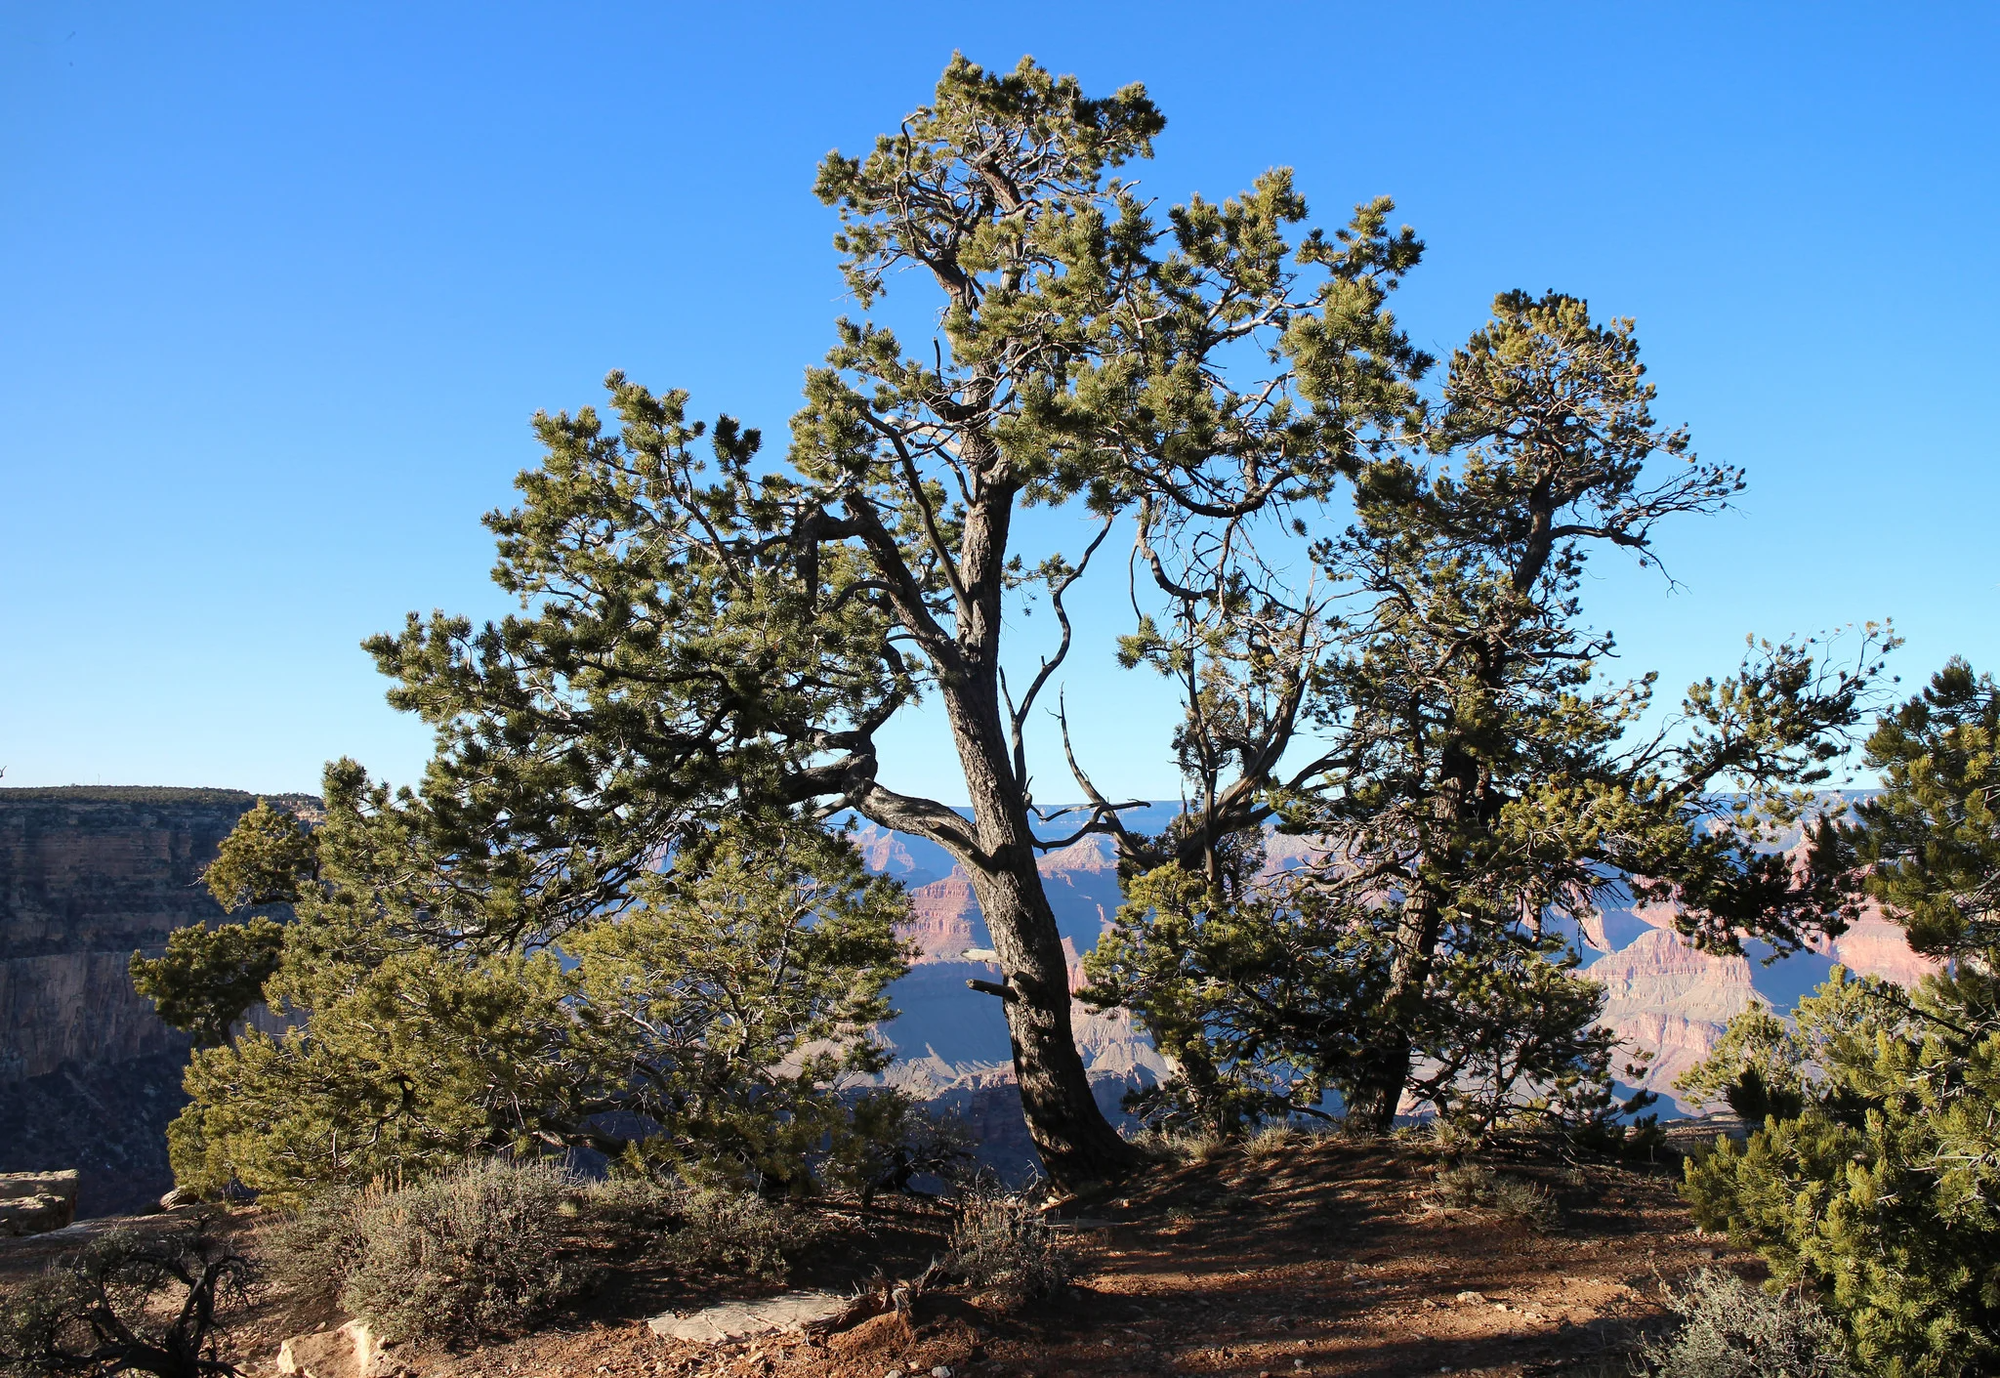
[0,786,315,1214]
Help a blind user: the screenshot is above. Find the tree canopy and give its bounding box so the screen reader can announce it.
[1084,287,1891,1132]
[161,774,907,1203]
[343,53,1450,1183]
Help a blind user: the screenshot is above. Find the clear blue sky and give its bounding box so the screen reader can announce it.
[3,2,1995,801]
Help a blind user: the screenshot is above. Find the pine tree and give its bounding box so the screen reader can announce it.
[1681,660,2000,1377]
[350,54,1435,1185]
[1084,291,1891,1133]
[157,767,907,1203]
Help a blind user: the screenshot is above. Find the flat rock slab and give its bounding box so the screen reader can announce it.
[0,1171,79,1204]
[0,1193,76,1238]
[648,1291,848,1343]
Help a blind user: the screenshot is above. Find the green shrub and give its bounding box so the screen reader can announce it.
[340,1159,586,1344]
[1639,1269,1853,1378]
[836,1091,976,1207]
[1426,1162,1559,1232]
[587,1176,825,1282]
[1681,968,2000,1376]
[946,1187,1070,1305]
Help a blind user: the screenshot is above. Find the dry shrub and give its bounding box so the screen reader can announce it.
[0,1226,251,1378]
[258,1186,365,1310]
[1427,1162,1559,1232]
[1639,1269,1853,1378]
[587,1177,825,1282]
[947,1187,1070,1306]
[340,1158,586,1344]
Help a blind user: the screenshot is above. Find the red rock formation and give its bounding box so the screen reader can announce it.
[895,873,986,962]
[1586,929,1764,1099]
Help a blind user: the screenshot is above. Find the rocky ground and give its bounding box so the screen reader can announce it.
[0,1124,1749,1378]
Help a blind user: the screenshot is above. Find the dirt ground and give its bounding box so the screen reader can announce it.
[0,1129,1749,1378]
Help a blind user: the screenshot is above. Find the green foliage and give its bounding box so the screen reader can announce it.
[132,799,316,1048]
[1082,285,1889,1136]
[1085,812,1659,1143]
[1638,1268,1854,1378]
[1844,658,2000,958]
[831,1091,976,1207]
[165,801,908,1204]
[1679,661,2000,1377]
[130,917,285,1048]
[1683,969,2000,1376]
[0,1226,252,1378]
[200,798,319,912]
[1084,854,1374,1135]
[338,1159,586,1345]
[336,51,1456,1183]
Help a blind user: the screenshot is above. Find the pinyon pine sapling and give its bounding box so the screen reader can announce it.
[157,793,908,1203]
[1680,659,2000,1377]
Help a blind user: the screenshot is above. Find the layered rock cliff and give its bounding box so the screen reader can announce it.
[0,786,309,1214]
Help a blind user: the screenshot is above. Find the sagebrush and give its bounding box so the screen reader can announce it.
[587,1175,825,1281]
[259,1186,364,1311]
[339,1159,586,1344]
[1639,1269,1853,1378]
[1426,1163,1559,1232]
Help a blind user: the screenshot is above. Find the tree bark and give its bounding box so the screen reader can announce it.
[1348,895,1441,1134]
[932,664,1139,1187]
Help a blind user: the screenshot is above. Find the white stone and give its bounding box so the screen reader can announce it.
[276,1320,383,1378]
[647,1291,849,1343]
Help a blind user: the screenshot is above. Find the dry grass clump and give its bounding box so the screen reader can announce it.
[1426,1162,1560,1232]
[1132,1126,1230,1165]
[946,1186,1071,1306]
[586,1176,826,1282]
[1639,1269,1854,1378]
[340,1158,589,1345]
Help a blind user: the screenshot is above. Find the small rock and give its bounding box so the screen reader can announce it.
[1454,1290,1485,1304]
[884,1370,903,1378]
[930,1369,953,1378]
[276,1320,383,1378]
[1492,1302,1509,1312]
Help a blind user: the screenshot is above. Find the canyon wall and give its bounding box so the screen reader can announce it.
[0,787,306,1214]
